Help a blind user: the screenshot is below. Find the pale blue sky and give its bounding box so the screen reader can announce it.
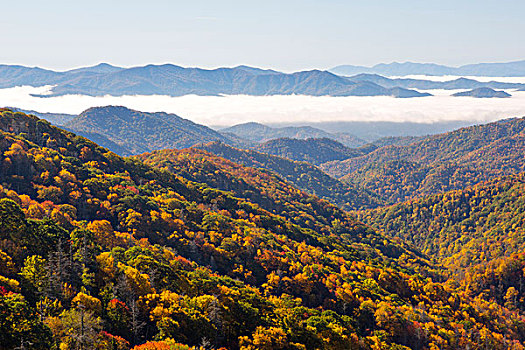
[2,0,524,71]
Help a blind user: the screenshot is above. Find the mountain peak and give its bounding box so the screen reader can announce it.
[66,62,123,74]
[452,87,512,98]
[233,65,281,75]
[66,106,235,156]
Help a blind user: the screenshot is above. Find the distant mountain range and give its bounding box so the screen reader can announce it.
[12,106,464,158]
[2,62,524,100]
[331,60,525,77]
[0,63,428,98]
[346,74,525,91]
[230,120,480,143]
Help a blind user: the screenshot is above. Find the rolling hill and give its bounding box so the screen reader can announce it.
[64,105,238,156]
[452,87,511,98]
[346,73,525,91]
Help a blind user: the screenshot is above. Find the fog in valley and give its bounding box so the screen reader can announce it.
[2,82,525,128]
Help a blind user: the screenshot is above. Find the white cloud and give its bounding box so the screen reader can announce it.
[1,84,525,127]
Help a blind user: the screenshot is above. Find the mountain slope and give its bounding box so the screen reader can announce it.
[3,108,525,349]
[358,173,525,317]
[254,137,364,165]
[0,64,63,87]
[4,108,525,348]
[135,147,373,227]
[359,173,525,269]
[221,122,366,147]
[64,105,236,156]
[4,107,76,125]
[322,117,525,203]
[366,135,426,148]
[196,141,382,210]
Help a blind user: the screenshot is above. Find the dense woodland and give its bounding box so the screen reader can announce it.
[2,108,525,349]
[253,138,363,166]
[358,173,525,316]
[359,173,525,271]
[197,141,382,211]
[321,117,525,203]
[250,136,427,167]
[136,148,383,226]
[64,106,237,156]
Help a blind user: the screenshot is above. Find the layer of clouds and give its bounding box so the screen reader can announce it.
[1,84,525,127]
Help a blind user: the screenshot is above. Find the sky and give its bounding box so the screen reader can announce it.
[1,0,524,71]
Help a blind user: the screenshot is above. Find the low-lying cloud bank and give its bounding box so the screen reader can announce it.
[1,85,525,127]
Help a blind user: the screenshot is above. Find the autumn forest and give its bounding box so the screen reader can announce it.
[2,107,525,350]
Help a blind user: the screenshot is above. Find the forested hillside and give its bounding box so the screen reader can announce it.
[64,106,237,156]
[322,117,525,203]
[359,173,525,317]
[254,138,363,165]
[3,108,525,349]
[196,141,382,211]
[221,122,365,147]
[135,148,381,226]
[359,173,525,269]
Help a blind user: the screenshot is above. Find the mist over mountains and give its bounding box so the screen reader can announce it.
[3,61,525,132]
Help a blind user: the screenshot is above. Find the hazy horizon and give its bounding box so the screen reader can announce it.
[4,59,525,74]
